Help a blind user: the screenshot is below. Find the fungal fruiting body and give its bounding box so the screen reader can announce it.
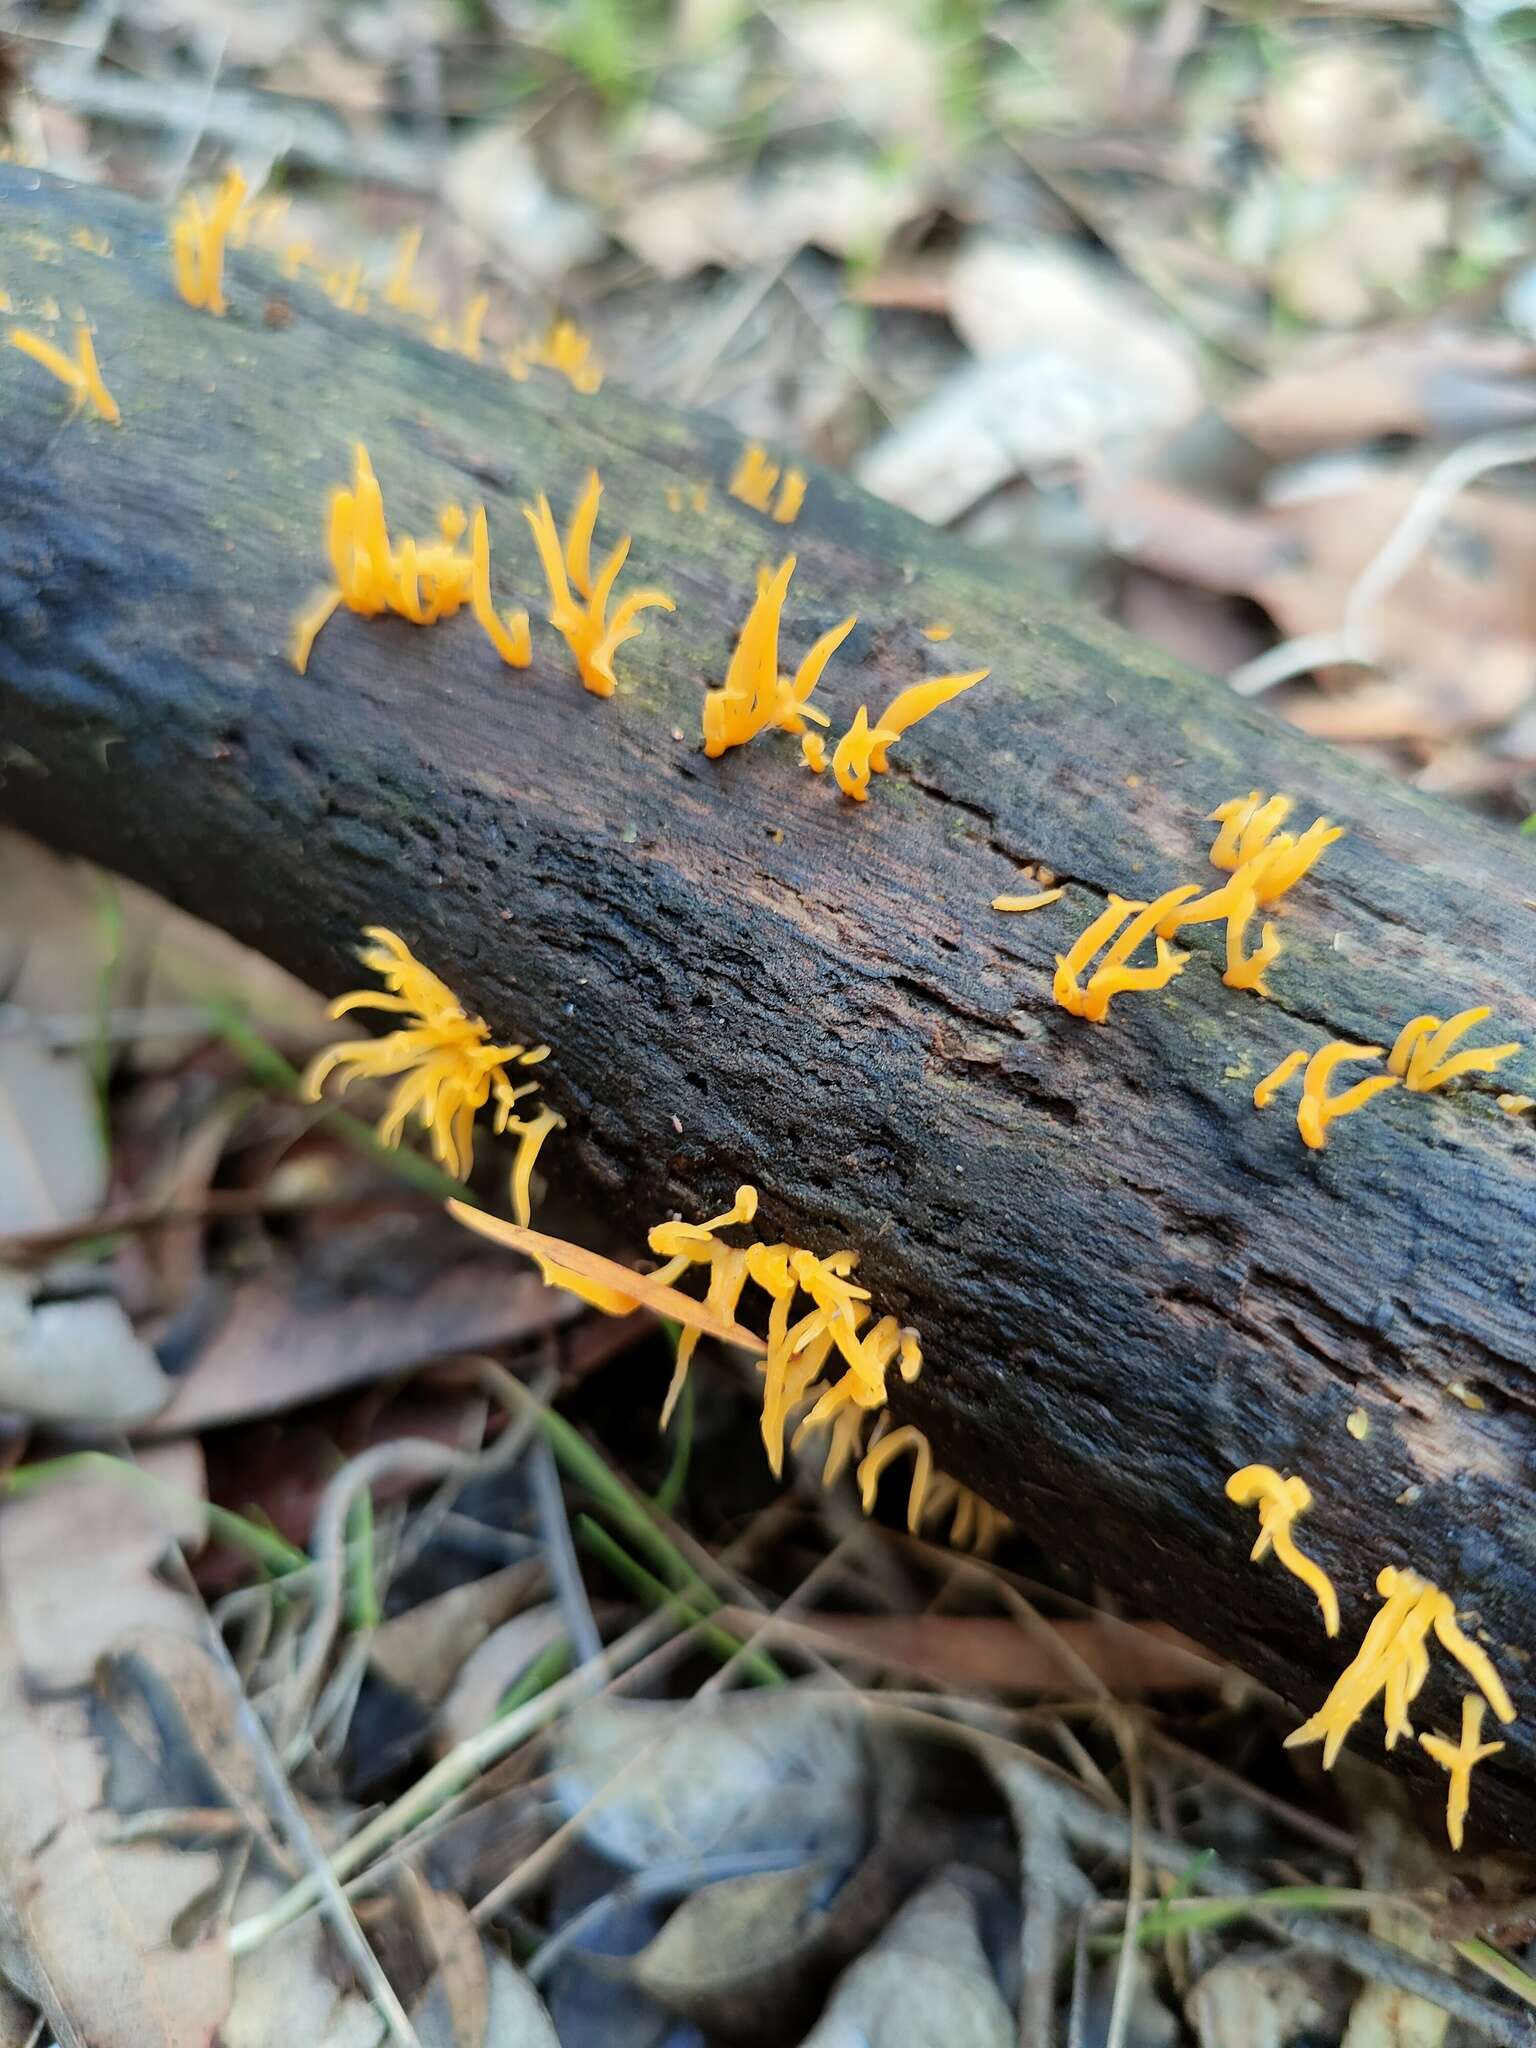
[702,558,855,757]
[1225,1465,1340,1635]
[1209,791,1293,873]
[511,319,603,393]
[1053,890,1192,1021]
[1499,1094,1534,1116]
[1285,1566,1516,1769]
[728,443,808,524]
[1220,875,1281,995]
[171,167,247,315]
[1421,1696,1506,1850]
[525,470,674,696]
[855,1424,1010,1555]
[383,227,439,320]
[1387,1007,1521,1093]
[302,927,551,1181]
[293,445,529,674]
[829,669,989,802]
[1254,1041,1399,1149]
[858,1423,933,1534]
[993,888,1065,913]
[6,322,119,423]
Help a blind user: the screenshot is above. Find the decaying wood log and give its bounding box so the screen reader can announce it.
[2,168,1534,1842]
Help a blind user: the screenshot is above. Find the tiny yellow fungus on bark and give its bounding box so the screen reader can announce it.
[70,227,111,257]
[858,1423,934,1534]
[171,167,247,315]
[470,506,532,668]
[506,1103,566,1228]
[383,226,439,319]
[525,470,674,697]
[1209,791,1291,872]
[1498,1093,1533,1115]
[1256,1041,1399,1149]
[1387,1006,1521,1092]
[703,558,854,756]
[1225,1464,1340,1635]
[324,260,366,313]
[801,733,828,774]
[513,319,603,393]
[1246,817,1345,904]
[866,670,988,774]
[281,241,313,279]
[993,888,1065,913]
[830,706,899,802]
[304,927,551,1180]
[7,322,119,423]
[729,442,779,512]
[772,471,807,524]
[923,623,953,642]
[1420,1696,1505,1850]
[1286,1565,1515,1768]
[1056,889,1192,1021]
[1347,1408,1369,1440]
[1221,875,1281,995]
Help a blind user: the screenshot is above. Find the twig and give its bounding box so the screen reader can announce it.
[531,1436,603,1670]
[1103,1715,1149,2048]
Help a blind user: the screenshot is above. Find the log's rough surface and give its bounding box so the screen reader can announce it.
[2,169,1535,1838]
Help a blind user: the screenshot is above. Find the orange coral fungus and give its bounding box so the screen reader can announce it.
[1054,890,1193,1021]
[525,470,674,696]
[801,733,829,774]
[1209,791,1291,872]
[512,318,603,393]
[702,558,855,757]
[1255,1041,1399,1149]
[1286,1566,1515,1768]
[993,888,1065,913]
[171,167,247,316]
[383,226,439,319]
[1421,1696,1506,1850]
[1387,1007,1521,1093]
[858,1423,934,1534]
[1221,874,1281,995]
[292,445,528,674]
[7,322,119,423]
[828,668,988,801]
[923,623,953,642]
[728,443,808,523]
[1499,1093,1534,1116]
[772,470,806,524]
[303,927,549,1180]
[1225,1465,1339,1635]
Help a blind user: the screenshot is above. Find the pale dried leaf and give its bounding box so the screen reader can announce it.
[484,1952,559,2048]
[1341,1806,1453,2048]
[783,4,948,154]
[1257,47,1445,181]
[0,1038,105,1233]
[435,1600,568,1752]
[443,128,607,286]
[1189,1953,1336,2048]
[632,1862,826,2010]
[1273,187,1451,329]
[800,1872,1011,2048]
[371,1562,545,1710]
[0,1275,170,1426]
[412,1886,488,2048]
[0,1473,231,2047]
[224,1881,386,2048]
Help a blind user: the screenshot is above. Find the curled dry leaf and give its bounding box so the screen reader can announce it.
[800,1871,1012,2048]
[0,1272,170,1426]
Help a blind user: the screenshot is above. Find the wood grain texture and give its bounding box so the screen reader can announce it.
[2,168,1534,1842]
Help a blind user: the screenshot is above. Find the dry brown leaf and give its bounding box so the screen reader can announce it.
[1256,46,1445,181]
[0,1471,231,2047]
[1227,333,1536,455]
[445,1206,768,1353]
[442,128,606,287]
[370,1561,545,1710]
[409,1883,487,2048]
[435,1601,570,1752]
[1272,186,1451,329]
[0,1036,106,1233]
[224,1879,386,2048]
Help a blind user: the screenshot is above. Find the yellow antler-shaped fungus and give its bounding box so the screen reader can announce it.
[1420,1696,1506,1850]
[1387,1006,1521,1093]
[512,319,603,394]
[7,322,119,424]
[857,1423,935,1534]
[1285,1565,1515,1769]
[171,167,247,316]
[1225,1464,1340,1635]
[1254,1041,1399,1150]
[525,470,674,697]
[1054,890,1193,1021]
[703,558,855,758]
[728,443,808,524]
[829,669,988,802]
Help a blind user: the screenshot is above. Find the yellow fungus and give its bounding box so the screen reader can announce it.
[70,227,111,257]
[1254,1048,1308,1109]
[922,1470,1011,1556]
[1209,791,1291,872]
[858,1423,934,1534]
[281,241,313,279]
[171,168,247,316]
[470,506,532,668]
[1054,889,1192,1023]
[993,888,1065,913]
[729,443,780,513]
[772,470,807,524]
[525,470,674,697]
[323,260,366,313]
[1246,817,1345,905]
[1225,1464,1340,1636]
[1420,1696,1505,1851]
[1347,1408,1369,1441]
[702,558,855,757]
[923,623,953,642]
[383,226,439,318]
[1498,1093,1533,1116]
[506,1103,566,1228]
[865,669,988,775]
[517,318,603,393]
[302,926,549,1179]
[1285,1565,1515,1768]
[7,322,120,424]
[1387,1006,1521,1093]
[1258,1041,1400,1149]
[801,733,828,775]
[1221,875,1281,996]
[830,706,898,802]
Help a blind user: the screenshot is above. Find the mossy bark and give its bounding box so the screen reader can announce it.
[3,169,1535,1843]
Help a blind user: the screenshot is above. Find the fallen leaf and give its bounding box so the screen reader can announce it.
[1272,186,1452,330]
[0,1273,170,1426]
[223,1880,386,2048]
[410,1884,487,2048]
[484,1952,559,2048]
[1256,46,1445,182]
[632,1861,827,2013]
[782,4,948,156]
[443,128,607,287]
[0,1469,232,2046]
[553,1692,871,1874]
[1189,1953,1340,2048]
[1227,333,1536,456]
[0,1035,105,1233]
[800,1871,1012,2048]
[371,1561,545,1710]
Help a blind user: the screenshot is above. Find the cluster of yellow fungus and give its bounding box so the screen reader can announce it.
[702,557,854,757]
[816,670,989,804]
[383,227,439,320]
[1388,1007,1521,1092]
[665,481,712,516]
[1254,1040,1399,1150]
[6,322,119,423]
[508,318,604,394]
[1227,1461,1517,1846]
[171,167,247,316]
[303,927,558,1197]
[1225,1465,1340,1636]
[525,470,675,697]
[291,444,530,676]
[1054,891,1191,1021]
[729,443,807,525]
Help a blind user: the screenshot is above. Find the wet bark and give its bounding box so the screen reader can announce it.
[2,169,1534,1842]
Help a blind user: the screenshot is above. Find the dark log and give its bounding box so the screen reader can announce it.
[3,168,1535,1845]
